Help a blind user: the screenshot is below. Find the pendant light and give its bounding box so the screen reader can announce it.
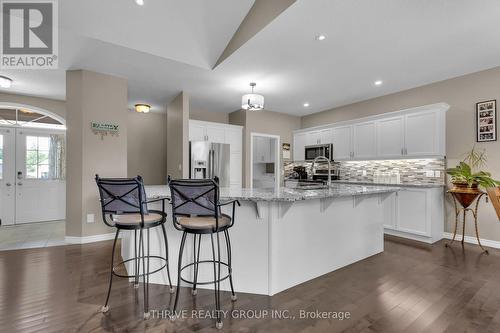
[241,82,264,111]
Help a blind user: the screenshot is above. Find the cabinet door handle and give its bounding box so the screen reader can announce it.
[401,148,404,155]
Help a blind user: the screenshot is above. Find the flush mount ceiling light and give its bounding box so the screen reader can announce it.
[374,80,383,86]
[135,0,144,5]
[0,75,13,88]
[303,103,310,107]
[315,34,326,41]
[241,82,264,111]
[135,103,150,113]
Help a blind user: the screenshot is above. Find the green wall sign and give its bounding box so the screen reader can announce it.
[91,122,119,132]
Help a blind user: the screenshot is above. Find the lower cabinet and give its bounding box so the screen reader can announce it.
[383,187,444,243]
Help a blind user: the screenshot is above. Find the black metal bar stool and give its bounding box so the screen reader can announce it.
[95,175,174,319]
[168,176,240,330]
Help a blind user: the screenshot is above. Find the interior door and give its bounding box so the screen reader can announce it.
[15,129,66,224]
[0,128,15,226]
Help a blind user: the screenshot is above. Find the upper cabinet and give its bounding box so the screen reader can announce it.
[293,132,307,161]
[253,136,274,163]
[331,125,353,160]
[404,110,444,157]
[293,103,448,161]
[353,121,377,159]
[376,116,405,158]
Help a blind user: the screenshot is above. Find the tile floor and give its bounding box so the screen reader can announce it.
[0,220,66,251]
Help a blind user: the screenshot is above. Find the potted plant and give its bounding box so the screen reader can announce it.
[446,147,500,207]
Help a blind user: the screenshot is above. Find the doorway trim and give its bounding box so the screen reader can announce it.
[250,132,281,189]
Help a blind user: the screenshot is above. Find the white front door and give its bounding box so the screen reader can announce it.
[15,129,66,224]
[0,128,16,226]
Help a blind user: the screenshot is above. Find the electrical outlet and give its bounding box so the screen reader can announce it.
[87,214,95,223]
[435,170,441,178]
[362,170,367,176]
[178,164,182,171]
[425,170,434,178]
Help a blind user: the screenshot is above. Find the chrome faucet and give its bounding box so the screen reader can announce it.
[312,156,332,187]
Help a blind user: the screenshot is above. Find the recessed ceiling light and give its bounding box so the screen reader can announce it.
[0,75,13,88]
[374,80,383,86]
[315,34,326,41]
[303,103,310,107]
[135,0,144,6]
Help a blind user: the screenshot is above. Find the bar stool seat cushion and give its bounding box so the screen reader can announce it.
[177,215,231,230]
[112,213,163,225]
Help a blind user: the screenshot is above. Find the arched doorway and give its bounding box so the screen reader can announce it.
[0,106,66,226]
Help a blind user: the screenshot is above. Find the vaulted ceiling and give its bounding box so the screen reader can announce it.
[1,0,500,116]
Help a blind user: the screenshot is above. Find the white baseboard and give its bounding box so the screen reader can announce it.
[65,232,119,244]
[443,232,500,250]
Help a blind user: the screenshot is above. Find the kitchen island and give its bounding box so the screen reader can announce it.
[121,184,399,296]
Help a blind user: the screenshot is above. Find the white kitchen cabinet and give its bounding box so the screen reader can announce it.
[225,127,242,153]
[293,132,307,161]
[331,125,352,160]
[253,136,274,163]
[376,116,405,158]
[189,120,243,188]
[396,189,429,236]
[383,187,444,243]
[205,125,225,143]
[353,121,376,159]
[189,122,206,142]
[293,102,448,162]
[404,110,443,157]
[307,128,332,146]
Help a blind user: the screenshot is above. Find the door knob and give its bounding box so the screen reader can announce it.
[17,182,23,186]
[6,183,12,187]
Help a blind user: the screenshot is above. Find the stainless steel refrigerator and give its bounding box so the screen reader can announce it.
[189,141,230,187]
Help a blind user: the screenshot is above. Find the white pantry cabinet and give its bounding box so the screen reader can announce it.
[189,120,243,188]
[293,103,448,161]
[383,187,444,243]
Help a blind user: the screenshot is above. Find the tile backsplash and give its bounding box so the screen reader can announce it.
[284,158,446,185]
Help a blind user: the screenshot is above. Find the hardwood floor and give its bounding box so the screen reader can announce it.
[1,236,500,332]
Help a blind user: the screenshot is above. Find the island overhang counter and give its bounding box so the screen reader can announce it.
[120,184,399,296]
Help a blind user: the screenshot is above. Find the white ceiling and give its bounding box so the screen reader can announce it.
[1,0,500,116]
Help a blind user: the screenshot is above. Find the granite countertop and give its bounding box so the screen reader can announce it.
[146,184,400,203]
[331,180,445,188]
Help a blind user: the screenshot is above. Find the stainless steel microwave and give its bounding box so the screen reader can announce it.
[304,144,333,161]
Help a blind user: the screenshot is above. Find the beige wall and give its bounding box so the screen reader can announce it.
[66,70,128,237]
[0,91,66,120]
[166,92,189,179]
[302,66,500,241]
[127,111,167,185]
[229,109,301,186]
[190,108,228,124]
